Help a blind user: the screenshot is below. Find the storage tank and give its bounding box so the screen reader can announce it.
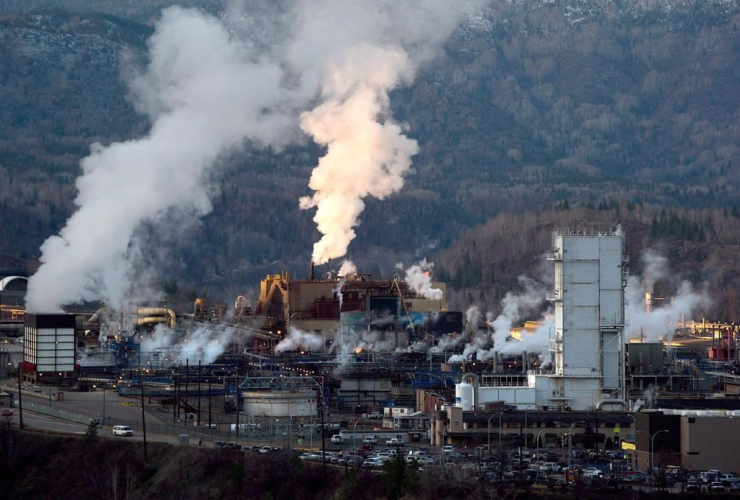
[455,382,474,411]
[243,390,317,417]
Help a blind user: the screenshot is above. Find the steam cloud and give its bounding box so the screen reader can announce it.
[26,1,489,314]
[26,7,294,312]
[296,0,488,264]
[142,323,236,365]
[449,276,549,363]
[275,326,325,354]
[625,250,710,341]
[404,259,443,300]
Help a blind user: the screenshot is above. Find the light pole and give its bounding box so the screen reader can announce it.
[650,429,668,475]
[486,413,503,458]
[353,417,369,457]
[556,420,585,475]
[102,385,106,426]
[535,428,547,457]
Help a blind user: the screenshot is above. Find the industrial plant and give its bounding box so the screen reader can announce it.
[3,228,740,476]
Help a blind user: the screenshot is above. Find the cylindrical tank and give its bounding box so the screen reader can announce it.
[243,390,317,418]
[455,382,474,411]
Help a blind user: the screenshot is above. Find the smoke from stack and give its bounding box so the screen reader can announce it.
[404,259,443,300]
[142,323,237,365]
[295,0,489,265]
[275,326,325,354]
[26,7,296,312]
[625,250,710,341]
[26,1,489,313]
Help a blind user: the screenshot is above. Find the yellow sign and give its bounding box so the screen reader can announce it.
[621,441,636,451]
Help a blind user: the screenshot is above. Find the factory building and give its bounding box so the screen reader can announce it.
[624,410,740,473]
[456,230,628,411]
[21,313,76,383]
[430,404,634,449]
[0,272,27,307]
[241,269,457,354]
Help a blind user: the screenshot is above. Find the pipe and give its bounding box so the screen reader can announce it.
[136,307,176,328]
[88,307,109,323]
[137,317,171,326]
[596,399,627,410]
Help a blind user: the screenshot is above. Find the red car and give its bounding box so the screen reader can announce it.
[1,409,13,417]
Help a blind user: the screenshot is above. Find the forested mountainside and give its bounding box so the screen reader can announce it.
[436,204,740,321]
[2,1,740,309]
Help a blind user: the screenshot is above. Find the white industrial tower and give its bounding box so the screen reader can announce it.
[535,229,628,410]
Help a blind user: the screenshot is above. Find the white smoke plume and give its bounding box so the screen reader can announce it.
[142,323,236,365]
[275,326,325,354]
[449,277,548,363]
[338,260,357,277]
[404,259,443,300]
[26,7,295,312]
[625,251,710,341]
[296,0,488,264]
[332,327,396,374]
[466,305,483,331]
[26,1,489,314]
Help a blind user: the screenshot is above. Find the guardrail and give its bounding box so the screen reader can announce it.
[11,398,313,446]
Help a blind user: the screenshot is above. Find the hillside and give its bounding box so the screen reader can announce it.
[436,204,740,320]
[2,2,740,304]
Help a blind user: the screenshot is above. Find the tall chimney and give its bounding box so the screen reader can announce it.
[309,260,315,281]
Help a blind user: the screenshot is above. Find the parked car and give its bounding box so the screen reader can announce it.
[258,446,272,454]
[686,480,700,492]
[386,437,404,446]
[362,436,378,444]
[330,435,344,444]
[112,425,133,437]
[442,445,455,454]
[720,473,740,485]
[710,482,726,493]
[1,409,13,417]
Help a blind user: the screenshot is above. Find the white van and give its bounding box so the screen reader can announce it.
[112,425,133,437]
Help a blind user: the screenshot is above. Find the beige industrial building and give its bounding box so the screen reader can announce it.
[628,410,740,473]
[240,270,450,354]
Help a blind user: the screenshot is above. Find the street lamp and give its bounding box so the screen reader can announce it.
[486,413,503,458]
[353,417,369,458]
[650,429,669,475]
[556,420,585,475]
[535,428,547,457]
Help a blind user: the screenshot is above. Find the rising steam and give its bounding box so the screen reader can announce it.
[404,259,443,300]
[625,250,711,341]
[142,323,237,365]
[26,7,293,312]
[26,1,488,315]
[275,326,326,354]
[296,0,487,264]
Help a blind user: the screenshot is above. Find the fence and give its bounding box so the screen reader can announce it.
[12,398,316,447]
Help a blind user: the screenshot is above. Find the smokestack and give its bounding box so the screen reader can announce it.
[645,292,653,315]
[310,261,315,282]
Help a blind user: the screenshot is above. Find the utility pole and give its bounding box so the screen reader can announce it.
[594,409,599,455]
[172,371,176,423]
[185,359,189,423]
[208,364,212,428]
[17,366,23,430]
[140,382,148,462]
[235,372,240,439]
[319,387,326,477]
[197,360,201,426]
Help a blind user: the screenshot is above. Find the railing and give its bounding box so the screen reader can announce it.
[12,398,319,445]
